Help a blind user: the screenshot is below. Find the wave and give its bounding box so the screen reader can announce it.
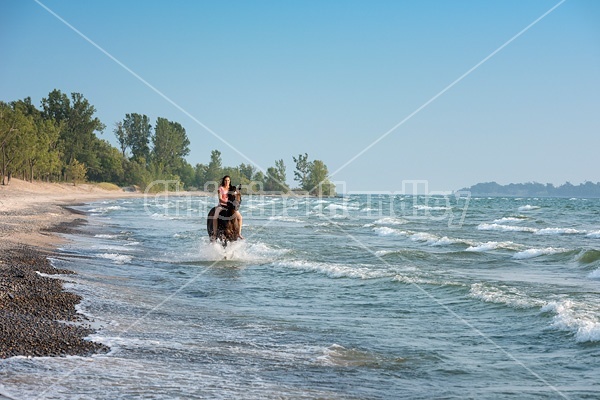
[413,205,451,211]
[513,247,568,260]
[518,205,541,211]
[373,217,406,225]
[373,227,408,237]
[586,230,600,239]
[492,217,527,224]
[273,260,392,280]
[97,253,133,264]
[466,241,519,252]
[94,234,120,239]
[316,344,403,367]
[89,205,125,213]
[469,283,544,309]
[589,269,600,279]
[542,300,600,343]
[324,203,360,211]
[392,273,465,287]
[477,223,536,233]
[195,240,287,262]
[577,249,600,264]
[268,216,304,223]
[535,227,582,235]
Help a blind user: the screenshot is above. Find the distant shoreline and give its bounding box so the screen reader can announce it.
[458,181,600,199]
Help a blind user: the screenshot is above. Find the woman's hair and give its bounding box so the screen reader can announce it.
[220,175,231,187]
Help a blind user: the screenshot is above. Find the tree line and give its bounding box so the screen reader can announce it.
[0,89,335,195]
[462,181,600,198]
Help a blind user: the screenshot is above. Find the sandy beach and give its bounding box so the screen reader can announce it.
[0,179,145,358]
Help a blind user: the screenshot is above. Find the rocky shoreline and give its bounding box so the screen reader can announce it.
[0,205,109,359]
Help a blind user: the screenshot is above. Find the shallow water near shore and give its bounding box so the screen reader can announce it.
[1,194,599,399]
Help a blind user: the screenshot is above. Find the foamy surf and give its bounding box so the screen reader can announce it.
[477,223,537,233]
[196,240,287,262]
[518,205,541,211]
[542,300,600,342]
[512,247,567,259]
[97,253,133,264]
[273,260,392,280]
[469,283,545,309]
[466,241,519,252]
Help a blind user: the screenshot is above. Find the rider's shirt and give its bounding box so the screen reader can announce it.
[218,186,228,206]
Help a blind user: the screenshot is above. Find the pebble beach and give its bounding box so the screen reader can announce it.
[0,179,142,359]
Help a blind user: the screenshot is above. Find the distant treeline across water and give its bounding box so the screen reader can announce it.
[460,181,600,198]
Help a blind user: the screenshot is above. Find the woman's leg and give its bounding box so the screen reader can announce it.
[235,211,243,239]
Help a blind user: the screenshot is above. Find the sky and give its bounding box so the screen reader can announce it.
[1,0,599,193]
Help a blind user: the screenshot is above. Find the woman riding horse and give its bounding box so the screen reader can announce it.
[207,177,243,246]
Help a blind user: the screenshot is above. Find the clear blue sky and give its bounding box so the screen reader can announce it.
[1,0,599,192]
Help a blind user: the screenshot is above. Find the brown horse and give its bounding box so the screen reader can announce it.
[207,185,242,247]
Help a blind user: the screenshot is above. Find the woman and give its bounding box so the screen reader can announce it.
[211,175,243,240]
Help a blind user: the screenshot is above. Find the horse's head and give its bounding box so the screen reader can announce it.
[227,185,242,211]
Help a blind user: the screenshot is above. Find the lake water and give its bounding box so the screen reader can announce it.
[1,193,599,399]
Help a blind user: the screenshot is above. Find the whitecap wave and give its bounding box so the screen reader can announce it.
[469,283,543,309]
[518,205,540,211]
[97,253,133,264]
[477,223,536,233]
[268,216,304,223]
[413,205,451,211]
[274,260,391,280]
[513,247,567,259]
[373,227,407,236]
[466,241,518,252]
[410,232,440,244]
[588,269,600,279]
[535,227,582,235]
[586,230,600,239]
[492,217,525,224]
[373,217,406,225]
[542,300,600,342]
[197,240,287,262]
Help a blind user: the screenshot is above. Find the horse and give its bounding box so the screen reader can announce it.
[207,185,242,247]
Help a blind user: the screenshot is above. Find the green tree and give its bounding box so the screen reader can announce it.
[122,113,151,162]
[0,103,32,185]
[307,159,335,196]
[194,163,208,188]
[264,159,288,192]
[41,90,105,174]
[178,161,195,189]
[238,163,256,183]
[292,153,311,191]
[65,158,87,186]
[122,157,152,188]
[251,170,265,193]
[40,90,101,177]
[151,117,190,176]
[25,117,60,182]
[88,139,125,183]
[114,121,127,157]
[206,150,223,183]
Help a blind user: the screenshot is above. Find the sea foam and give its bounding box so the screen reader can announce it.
[373,227,407,236]
[469,283,543,309]
[466,241,518,252]
[542,300,600,342]
[535,227,582,235]
[513,247,566,259]
[477,223,536,233]
[97,253,133,264]
[518,205,541,211]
